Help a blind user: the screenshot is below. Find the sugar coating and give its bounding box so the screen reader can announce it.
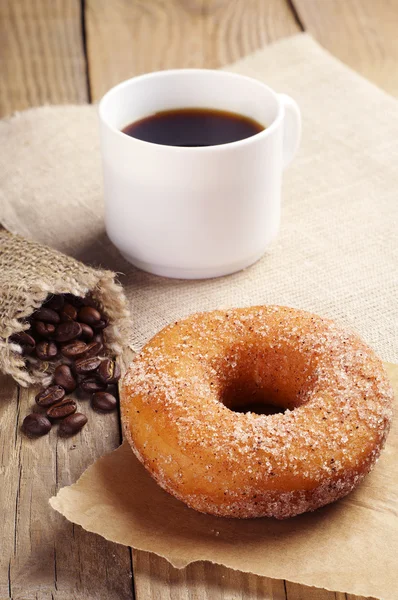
[121,306,394,519]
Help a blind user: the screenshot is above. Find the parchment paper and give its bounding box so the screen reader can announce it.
[51,363,398,600]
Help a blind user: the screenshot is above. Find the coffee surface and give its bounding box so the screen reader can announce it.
[122,108,265,147]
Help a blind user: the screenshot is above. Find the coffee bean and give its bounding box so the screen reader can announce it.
[10,331,36,354]
[47,399,77,420]
[58,413,87,437]
[74,356,102,374]
[44,294,65,311]
[34,321,56,338]
[80,377,107,393]
[36,340,58,361]
[55,321,82,342]
[105,383,118,396]
[82,295,98,307]
[93,332,104,344]
[81,340,103,358]
[61,340,88,358]
[17,293,117,437]
[54,364,77,392]
[91,392,117,412]
[59,302,78,322]
[78,306,102,326]
[93,318,109,331]
[73,385,90,400]
[22,413,52,436]
[78,322,94,341]
[98,358,121,384]
[35,385,65,407]
[33,307,60,324]
[64,294,86,308]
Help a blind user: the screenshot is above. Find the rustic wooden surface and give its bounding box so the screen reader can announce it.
[0,0,394,598]
[0,0,88,116]
[293,0,398,98]
[85,0,300,101]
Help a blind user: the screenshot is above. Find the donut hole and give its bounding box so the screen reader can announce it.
[221,377,286,415]
[217,344,317,415]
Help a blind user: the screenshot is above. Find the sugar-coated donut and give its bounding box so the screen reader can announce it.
[121,306,393,519]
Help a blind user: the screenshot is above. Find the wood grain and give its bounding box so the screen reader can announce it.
[133,552,288,599]
[133,553,373,600]
[294,0,398,97]
[0,372,134,599]
[0,0,88,118]
[85,0,300,101]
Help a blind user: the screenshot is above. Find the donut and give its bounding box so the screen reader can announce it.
[121,306,393,519]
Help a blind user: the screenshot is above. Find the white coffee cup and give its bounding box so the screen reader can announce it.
[99,69,301,279]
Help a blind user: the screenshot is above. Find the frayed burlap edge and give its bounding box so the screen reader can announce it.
[0,229,131,387]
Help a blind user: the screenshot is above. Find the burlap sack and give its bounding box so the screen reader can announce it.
[0,229,130,387]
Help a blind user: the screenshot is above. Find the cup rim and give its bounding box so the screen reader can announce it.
[98,68,284,152]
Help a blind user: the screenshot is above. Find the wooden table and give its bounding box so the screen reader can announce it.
[1,1,397,599]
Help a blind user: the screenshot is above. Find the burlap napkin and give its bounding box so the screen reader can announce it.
[0,34,397,365]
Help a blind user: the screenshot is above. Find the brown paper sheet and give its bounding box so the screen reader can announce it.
[51,363,398,600]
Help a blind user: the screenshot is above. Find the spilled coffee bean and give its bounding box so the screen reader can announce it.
[61,340,88,358]
[34,321,56,338]
[60,302,78,322]
[74,356,102,374]
[91,392,117,412]
[93,318,108,331]
[98,358,121,384]
[22,413,52,436]
[55,321,82,342]
[82,340,103,359]
[33,307,60,324]
[58,413,88,437]
[36,385,65,407]
[36,340,58,361]
[79,322,94,341]
[64,294,86,308]
[78,306,102,326]
[80,377,108,393]
[18,293,119,439]
[10,331,36,355]
[47,399,77,420]
[54,364,77,392]
[44,294,65,311]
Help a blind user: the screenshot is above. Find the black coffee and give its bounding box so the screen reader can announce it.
[122,108,265,147]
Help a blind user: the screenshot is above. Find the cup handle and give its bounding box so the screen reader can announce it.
[279,93,301,168]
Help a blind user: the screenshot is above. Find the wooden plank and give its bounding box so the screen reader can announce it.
[0,0,88,118]
[133,552,288,600]
[293,0,398,97]
[285,584,347,600]
[133,553,370,600]
[86,0,300,101]
[0,370,134,599]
